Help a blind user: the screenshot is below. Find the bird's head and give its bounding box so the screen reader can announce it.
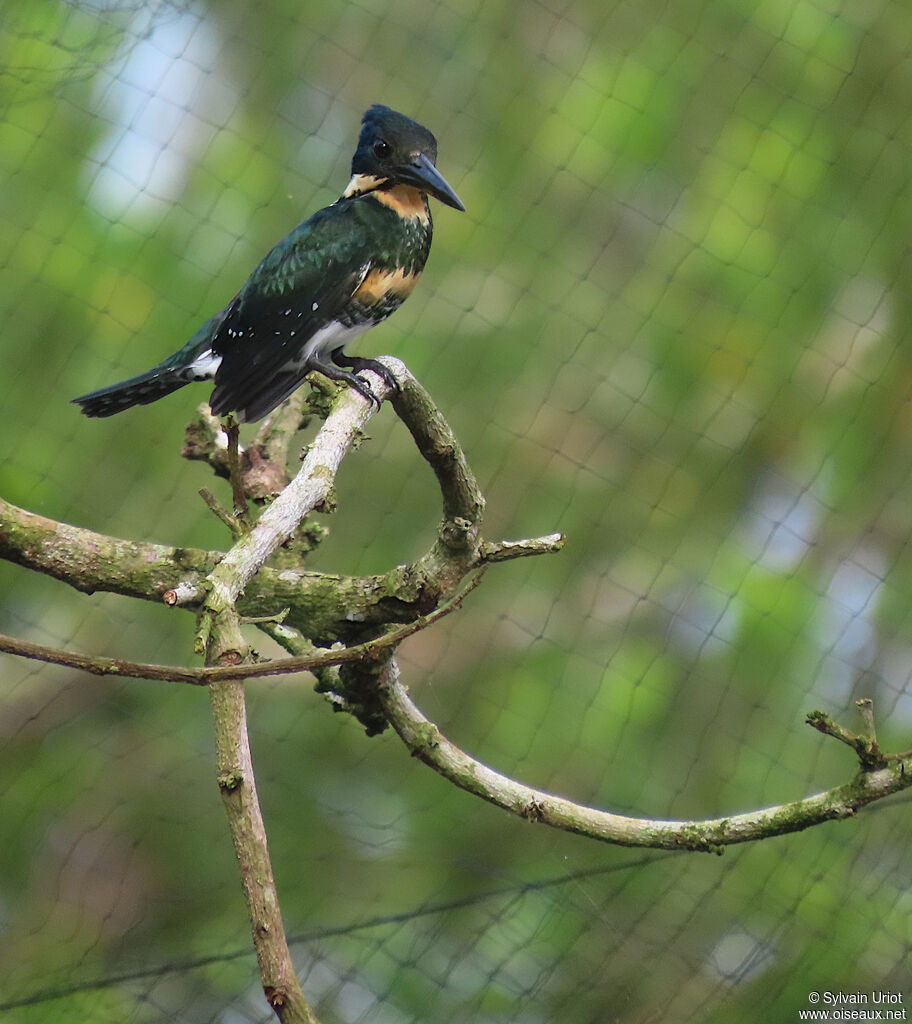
[351,104,465,212]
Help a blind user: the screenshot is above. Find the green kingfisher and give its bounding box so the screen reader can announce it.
[72,104,464,422]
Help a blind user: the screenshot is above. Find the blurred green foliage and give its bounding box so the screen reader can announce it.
[2,0,912,1021]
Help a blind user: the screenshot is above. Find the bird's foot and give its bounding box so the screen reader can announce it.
[307,360,381,409]
[344,372,382,409]
[330,350,400,394]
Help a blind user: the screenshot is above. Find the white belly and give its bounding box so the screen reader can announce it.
[300,320,369,362]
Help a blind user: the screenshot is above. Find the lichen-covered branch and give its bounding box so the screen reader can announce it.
[237,624,912,853]
[5,361,906,859]
[0,496,218,600]
[481,534,566,562]
[391,373,485,528]
[208,675,318,1023]
[806,700,888,771]
[182,391,311,499]
[188,379,390,1024]
[0,360,560,652]
[0,573,484,685]
[194,368,394,623]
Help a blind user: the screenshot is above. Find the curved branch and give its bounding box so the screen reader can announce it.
[5,355,908,932]
[375,661,912,852]
[390,371,485,529]
[187,358,489,625]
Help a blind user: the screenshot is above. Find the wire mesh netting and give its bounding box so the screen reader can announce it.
[3,0,912,1021]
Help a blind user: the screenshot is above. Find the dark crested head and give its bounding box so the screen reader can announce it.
[352,104,465,211]
[357,105,439,166]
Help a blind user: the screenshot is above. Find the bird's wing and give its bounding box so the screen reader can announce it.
[208,201,376,418]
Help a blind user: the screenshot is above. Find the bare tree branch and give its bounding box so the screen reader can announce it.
[391,373,485,529]
[806,702,888,771]
[186,378,393,1024]
[0,571,485,684]
[182,392,310,500]
[0,497,490,639]
[191,367,394,627]
[481,534,566,562]
[374,661,912,852]
[0,360,561,653]
[6,355,902,1019]
[208,674,319,1023]
[6,359,908,860]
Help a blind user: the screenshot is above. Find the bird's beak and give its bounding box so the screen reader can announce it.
[399,152,466,211]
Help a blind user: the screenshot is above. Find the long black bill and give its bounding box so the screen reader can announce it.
[399,152,466,211]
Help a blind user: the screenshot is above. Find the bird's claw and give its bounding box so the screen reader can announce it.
[329,350,400,396]
[351,375,382,409]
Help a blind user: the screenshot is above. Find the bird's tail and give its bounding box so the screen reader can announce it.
[73,317,223,418]
[72,365,191,418]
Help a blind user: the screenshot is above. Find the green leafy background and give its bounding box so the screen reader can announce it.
[2,0,912,1020]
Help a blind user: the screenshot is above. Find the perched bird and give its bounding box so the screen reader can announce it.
[73,104,464,422]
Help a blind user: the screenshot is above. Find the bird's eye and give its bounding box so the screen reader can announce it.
[373,138,391,159]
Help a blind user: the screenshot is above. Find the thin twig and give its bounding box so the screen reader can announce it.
[806,707,887,770]
[480,533,566,563]
[856,698,877,743]
[0,573,485,685]
[225,417,252,526]
[0,632,208,684]
[256,390,311,465]
[200,488,245,538]
[806,710,860,750]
